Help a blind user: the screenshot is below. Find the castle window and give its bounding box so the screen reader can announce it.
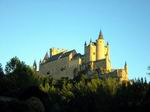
[61,67,66,71]
[47,71,50,75]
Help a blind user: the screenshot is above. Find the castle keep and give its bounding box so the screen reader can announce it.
[38,31,128,81]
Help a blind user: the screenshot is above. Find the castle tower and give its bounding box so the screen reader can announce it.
[105,42,111,72]
[96,30,105,60]
[87,39,96,62]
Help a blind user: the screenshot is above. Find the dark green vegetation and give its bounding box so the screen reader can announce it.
[0,57,150,112]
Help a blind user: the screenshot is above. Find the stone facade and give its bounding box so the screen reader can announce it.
[39,50,82,79]
[37,31,128,81]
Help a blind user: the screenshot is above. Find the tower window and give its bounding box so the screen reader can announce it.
[47,71,50,75]
[61,67,66,71]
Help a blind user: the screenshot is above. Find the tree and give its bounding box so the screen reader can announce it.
[0,63,4,76]
[103,78,119,95]
[5,57,34,75]
[5,57,21,74]
[147,66,150,75]
[4,57,39,90]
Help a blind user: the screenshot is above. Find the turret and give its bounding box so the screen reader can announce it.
[107,42,109,46]
[98,30,103,39]
[90,38,92,44]
[39,59,42,64]
[87,39,96,62]
[124,61,128,74]
[96,30,105,60]
[43,52,49,63]
[84,41,87,46]
[33,60,37,71]
[39,59,42,67]
[105,42,111,72]
[106,42,110,60]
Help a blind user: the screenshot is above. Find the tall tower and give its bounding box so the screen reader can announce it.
[87,39,96,62]
[96,30,105,60]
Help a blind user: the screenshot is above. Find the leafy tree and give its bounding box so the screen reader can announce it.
[87,74,101,92]
[103,78,119,95]
[61,82,74,102]
[40,82,50,93]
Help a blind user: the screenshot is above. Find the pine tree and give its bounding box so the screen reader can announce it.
[0,63,4,76]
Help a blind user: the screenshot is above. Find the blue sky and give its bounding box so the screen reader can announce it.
[0,0,150,80]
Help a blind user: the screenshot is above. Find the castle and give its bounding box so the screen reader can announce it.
[37,31,128,81]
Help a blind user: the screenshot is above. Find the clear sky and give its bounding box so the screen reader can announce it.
[0,0,150,80]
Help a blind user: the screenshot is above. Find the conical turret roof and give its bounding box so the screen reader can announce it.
[98,30,103,39]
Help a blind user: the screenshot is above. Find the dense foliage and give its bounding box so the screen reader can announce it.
[0,57,150,112]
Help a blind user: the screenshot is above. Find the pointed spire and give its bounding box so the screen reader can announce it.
[124,61,128,69]
[125,61,127,66]
[107,42,109,46]
[44,52,49,60]
[90,38,92,44]
[33,60,37,71]
[84,41,87,46]
[100,30,102,36]
[33,60,36,66]
[98,30,103,39]
[124,61,128,74]
[39,59,42,64]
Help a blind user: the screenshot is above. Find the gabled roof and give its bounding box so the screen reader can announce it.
[43,50,77,63]
[61,50,76,58]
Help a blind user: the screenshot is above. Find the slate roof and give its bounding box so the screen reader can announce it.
[87,42,96,46]
[72,53,82,59]
[98,30,103,39]
[44,50,77,63]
